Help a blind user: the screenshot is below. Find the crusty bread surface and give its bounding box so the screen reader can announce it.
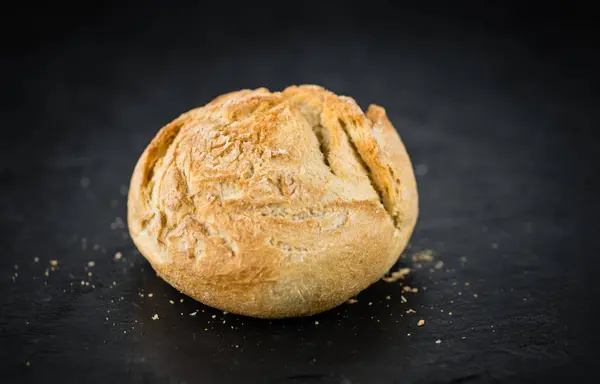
[128,85,418,318]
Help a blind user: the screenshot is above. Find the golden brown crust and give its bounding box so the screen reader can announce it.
[127,85,418,318]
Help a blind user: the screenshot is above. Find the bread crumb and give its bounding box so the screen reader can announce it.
[448,312,453,316]
[435,339,441,344]
[434,261,444,269]
[49,260,58,266]
[88,272,92,277]
[406,309,416,314]
[34,257,39,263]
[382,267,411,283]
[465,282,471,286]
[314,321,319,325]
[180,298,184,303]
[368,302,373,306]
[151,314,159,320]
[114,252,122,261]
[169,300,175,305]
[403,286,418,293]
[44,269,49,277]
[407,333,411,337]
[88,261,96,267]
[412,249,434,263]
[401,295,407,303]
[417,319,425,327]
[346,298,358,304]
[190,311,198,316]
[385,295,391,300]
[147,293,153,298]
[26,361,30,367]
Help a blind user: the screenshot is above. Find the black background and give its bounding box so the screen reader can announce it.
[1,1,600,383]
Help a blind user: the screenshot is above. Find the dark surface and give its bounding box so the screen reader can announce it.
[1,2,600,383]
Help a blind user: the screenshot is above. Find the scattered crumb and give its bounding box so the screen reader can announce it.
[465,282,471,286]
[314,321,319,325]
[406,309,416,314]
[26,361,30,367]
[33,257,39,263]
[114,252,122,261]
[435,339,441,344]
[151,314,159,320]
[401,295,407,303]
[88,272,92,277]
[147,293,153,298]
[448,312,453,316]
[417,319,425,327]
[169,300,175,305]
[473,294,478,298]
[382,267,411,283]
[412,249,434,263]
[434,261,444,269]
[190,311,198,316]
[346,298,358,304]
[460,256,468,263]
[368,302,373,306]
[180,298,184,303]
[88,261,96,267]
[385,295,391,300]
[80,280,85,286]
[44,269,49,277]
[49,260,58,267]
[407,333,411,337]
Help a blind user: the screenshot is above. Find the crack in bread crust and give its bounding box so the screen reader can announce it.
[128,85,418,318]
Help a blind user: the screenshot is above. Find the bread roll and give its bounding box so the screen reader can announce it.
[128,85,418,318]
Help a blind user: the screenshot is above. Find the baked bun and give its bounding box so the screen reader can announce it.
[128,85,418,318]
